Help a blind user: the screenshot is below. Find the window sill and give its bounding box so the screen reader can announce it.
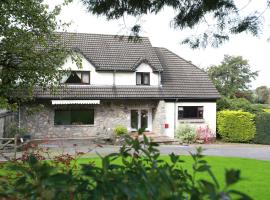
[178,119,205,123]
[54,125,94,127]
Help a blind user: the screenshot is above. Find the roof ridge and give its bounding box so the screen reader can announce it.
[55,31,150,40]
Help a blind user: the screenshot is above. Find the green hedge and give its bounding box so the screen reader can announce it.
[254,112,270,144]
[217,110,256,142]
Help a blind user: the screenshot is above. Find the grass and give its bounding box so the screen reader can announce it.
[1,155,269,199]
[77,155,270,200]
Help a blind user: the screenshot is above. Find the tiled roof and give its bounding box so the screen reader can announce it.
[57,32,163,71]
[155,47,220,99]
[34,33,220,100]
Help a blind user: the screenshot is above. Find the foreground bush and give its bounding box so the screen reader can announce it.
[0,136,252,200]
[218,110,256,142]
[254,112,270,144]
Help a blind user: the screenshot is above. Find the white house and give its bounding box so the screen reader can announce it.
[20,32,220,139]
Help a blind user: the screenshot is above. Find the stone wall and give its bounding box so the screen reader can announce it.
[152,100,166,135]
[20,100,160,139]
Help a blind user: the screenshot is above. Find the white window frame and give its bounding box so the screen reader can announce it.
[130,108,152,132]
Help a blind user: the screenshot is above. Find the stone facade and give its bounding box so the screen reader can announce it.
[20,100,162,139]
[152,100,166,135]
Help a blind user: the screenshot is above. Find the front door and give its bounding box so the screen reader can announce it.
[131,109,152,131]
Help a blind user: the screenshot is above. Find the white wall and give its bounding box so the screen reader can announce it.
[164,102,217,138]
[61,55,159,86]
[61,55,114,85]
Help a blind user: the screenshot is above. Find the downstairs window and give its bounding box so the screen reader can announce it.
[54,109,94,125]
[178,106,203,119]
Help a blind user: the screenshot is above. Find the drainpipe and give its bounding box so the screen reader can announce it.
[18,104,21,129]
[113,70,116,86]
[173,98,178,137]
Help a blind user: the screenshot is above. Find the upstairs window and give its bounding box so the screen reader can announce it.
[136,72,150,85]
[63,71,90,84]
[178,106,203,119]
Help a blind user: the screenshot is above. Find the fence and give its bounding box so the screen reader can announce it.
[0,111,18,138]
[0,135,19,160]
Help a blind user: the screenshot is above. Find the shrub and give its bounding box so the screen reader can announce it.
[5,121,27,137]
[254,112,270,144]
[217,110,256,142]
[114,125,128,136]
[263,108,270,113]
[217,96,231,111]
[175,123,196,143]
[196,125,215,143]
[217,97,267,114]
[0,135,251,199]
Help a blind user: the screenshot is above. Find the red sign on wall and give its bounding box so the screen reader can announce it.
[164,123,169,129]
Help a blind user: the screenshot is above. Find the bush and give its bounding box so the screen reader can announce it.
[114,125,128,136]
[0,136,251,199]
[217,96,231,111]
[217,97,267,114]
[5,121,27,137]
[217,110,256,142]
[263,108,270,113]
[175,123,196,143]
[196,125,215,143]
[254,112,270,144]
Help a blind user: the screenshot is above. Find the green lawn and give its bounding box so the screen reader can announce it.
[77,155,270,200]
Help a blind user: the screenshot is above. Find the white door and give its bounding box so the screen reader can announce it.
[130,109,152,131]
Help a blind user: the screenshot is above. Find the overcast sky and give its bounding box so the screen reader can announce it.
[49,0,270,89]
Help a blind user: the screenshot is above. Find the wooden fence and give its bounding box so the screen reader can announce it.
[0,135,19,160]
[0,111,18,138]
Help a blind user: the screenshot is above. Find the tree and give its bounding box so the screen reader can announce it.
[255,86,270,104]
[206,55,258,98]
[0,0,72,109]
[82,0,270,48]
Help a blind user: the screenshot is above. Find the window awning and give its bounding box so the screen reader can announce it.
[51,100,100,105]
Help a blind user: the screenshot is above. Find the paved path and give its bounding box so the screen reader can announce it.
[1,143,270,161]
[88,143,270,161]
[66,144,270,160]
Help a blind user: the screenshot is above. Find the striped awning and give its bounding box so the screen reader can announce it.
[51,100,100,105]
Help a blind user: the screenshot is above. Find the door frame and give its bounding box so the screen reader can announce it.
[130,108,152,132]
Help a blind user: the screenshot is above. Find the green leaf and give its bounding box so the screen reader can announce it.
[226,169,241,186]
[227,189,253,200]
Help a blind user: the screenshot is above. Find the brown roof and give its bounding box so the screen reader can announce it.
[34,33,220,100]
[57,32,163,72]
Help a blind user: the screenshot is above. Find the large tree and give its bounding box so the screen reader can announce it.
[82,0,270,48]
[0,0,72,109]
[255,86,270,104]
[206,55,258,98]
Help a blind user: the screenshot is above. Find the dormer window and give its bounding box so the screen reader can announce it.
[64,71,90,84]
[136,72,150,85]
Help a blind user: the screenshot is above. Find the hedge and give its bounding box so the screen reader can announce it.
[217,110,256,142]
[254,112,270,144]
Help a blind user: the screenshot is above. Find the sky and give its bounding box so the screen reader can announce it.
[49,0,270,89]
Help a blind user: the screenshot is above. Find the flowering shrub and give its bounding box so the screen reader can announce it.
[196,125,216,143]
